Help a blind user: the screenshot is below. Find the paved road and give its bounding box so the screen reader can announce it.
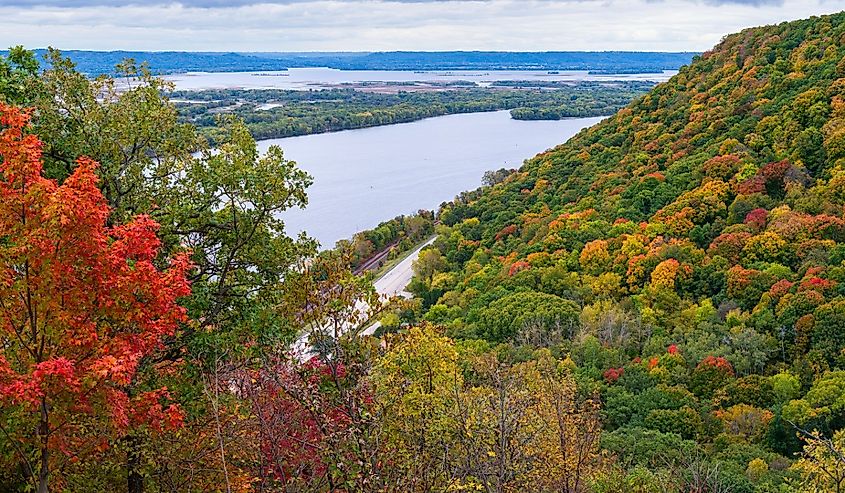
[373,236,437,298]
[363,236,436,335]
[294,236,438,351]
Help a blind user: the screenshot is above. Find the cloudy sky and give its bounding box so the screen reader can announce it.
[0,0,843,52]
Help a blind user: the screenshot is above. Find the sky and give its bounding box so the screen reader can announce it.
[0,0,844,52]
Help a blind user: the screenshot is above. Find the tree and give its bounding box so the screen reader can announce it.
[22,50,315,343]
[31,50,199,219]
[715,404,774,443]
[372,325,462,492]
[449,350,601,493]
[783,371,845,433]
[791,429,845,493]
[690,356,735,398]
[18,52,316,490]
[413,247,446,284]
[0,104,191,492]
[527,351,602,493]
[410,247,447,306]
[0,47,39,105]
[473,291,580,343]
[239,248,385,493]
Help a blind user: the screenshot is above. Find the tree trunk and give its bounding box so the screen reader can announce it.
[37,398,49,493]
[127,434,144,493]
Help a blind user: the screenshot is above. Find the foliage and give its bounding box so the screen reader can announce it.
[405,11,845,491]
[175,83,654,142]
[0,103,190,492]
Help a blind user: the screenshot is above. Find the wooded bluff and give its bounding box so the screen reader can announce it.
[1,11,845,493]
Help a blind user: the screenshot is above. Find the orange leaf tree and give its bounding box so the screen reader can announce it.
[0,103,191,493]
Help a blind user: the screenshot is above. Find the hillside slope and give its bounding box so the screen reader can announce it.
[430,11,845,341]
[416,11,845,484]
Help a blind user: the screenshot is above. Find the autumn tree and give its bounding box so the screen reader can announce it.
[372,325,462,492]
[791,428,845,493]
[0,104,190,492]
[450,350,601,493]
[527,351,602,493]
[12,50,317,490]
[237,248,387,492]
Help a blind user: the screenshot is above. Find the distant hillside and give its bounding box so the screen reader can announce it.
[3,49,696,75]
[20,50,292,75]
[258,51,698,72]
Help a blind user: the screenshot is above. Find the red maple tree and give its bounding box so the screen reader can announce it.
[0,104,191,492]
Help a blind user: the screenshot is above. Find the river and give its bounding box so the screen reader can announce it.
[167,67,676,91]
[258,110,604,247]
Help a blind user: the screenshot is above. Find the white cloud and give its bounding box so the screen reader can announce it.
[0,0,842,51]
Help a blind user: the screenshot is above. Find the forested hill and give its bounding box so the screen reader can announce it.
[432,10,845,325]
[415,10,845,485]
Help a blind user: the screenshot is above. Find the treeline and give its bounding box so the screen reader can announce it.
[173,82,654,141]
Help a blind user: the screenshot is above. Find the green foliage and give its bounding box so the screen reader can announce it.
[173,83,653,141]
[405,11,845,490]
[783,371,845,432]
[601,426,697,469]
[469,291,580,343]
[0,46,39,105]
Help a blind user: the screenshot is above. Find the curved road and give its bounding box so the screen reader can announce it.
[294,236,437,352]
[363,236,436,335]
[373,236,437,299]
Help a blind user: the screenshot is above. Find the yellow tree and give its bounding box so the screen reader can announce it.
[372,325,463,492]
[449,350,602,493]
[525,351,602,493]
[791,429,845,493]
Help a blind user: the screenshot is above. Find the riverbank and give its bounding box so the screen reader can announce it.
[174,82,650,142]
[263,111,605,246]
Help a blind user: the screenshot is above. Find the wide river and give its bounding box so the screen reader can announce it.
[259,110,604,247]
[168,67,676,90]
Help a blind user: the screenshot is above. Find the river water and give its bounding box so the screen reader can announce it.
[258,110,604,247]
[167,67,676,90]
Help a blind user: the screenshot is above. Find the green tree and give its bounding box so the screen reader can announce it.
[0,46,39,105]
[473,291,580,343]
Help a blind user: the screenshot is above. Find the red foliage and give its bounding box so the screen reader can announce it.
[495,224,518,241]
[744,208,768,230]
[768,279,794,298]
[813,214,845,242]
[759,160,791,182]
[708,232,751,263]
[667,344,680,355]
[0,104,191,456]
[696,356,735,377]
[737,160,793,195]
[603,367,625,383]
[241,356,368,484]
[799,276,835,293]
[508,260,530,276]
[736,175,765,195]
